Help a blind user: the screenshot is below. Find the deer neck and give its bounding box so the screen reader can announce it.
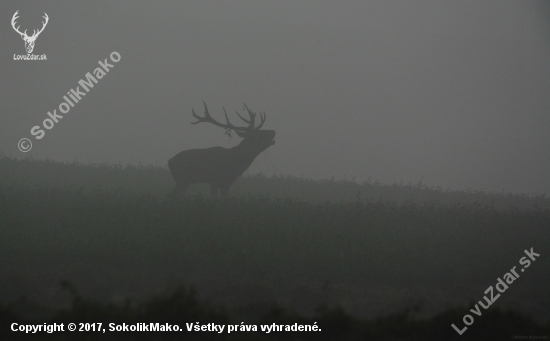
[231,139,263,166]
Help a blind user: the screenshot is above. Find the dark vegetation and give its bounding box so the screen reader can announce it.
[0,156,549,340]
[1,284,548,340]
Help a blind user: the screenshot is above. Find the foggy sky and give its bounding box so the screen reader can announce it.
[1,0,549,194]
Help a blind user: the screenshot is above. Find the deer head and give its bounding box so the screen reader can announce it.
[12,11,49,54]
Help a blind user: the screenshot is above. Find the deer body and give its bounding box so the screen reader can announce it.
[168,102,275,197]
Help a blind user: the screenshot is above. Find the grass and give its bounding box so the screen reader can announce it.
[0,156,549,339]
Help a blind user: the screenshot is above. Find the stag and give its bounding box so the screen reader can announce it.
[168,102,275,197]
[11,11,49,54]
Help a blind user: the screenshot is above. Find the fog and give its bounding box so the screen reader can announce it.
[2,0,549,194]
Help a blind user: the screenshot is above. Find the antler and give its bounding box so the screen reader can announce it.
[191,101,244,131]
[32,13,49,39]
[11,11,26,37]
[191,101,266,131]
[235,104,266,130]
[11,11,48,39]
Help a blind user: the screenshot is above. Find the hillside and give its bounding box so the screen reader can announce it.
[0,156,549,339]
[1,156,548,210]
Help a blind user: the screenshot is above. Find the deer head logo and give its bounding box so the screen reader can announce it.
[11,10,49,54]
[168,102,276,197]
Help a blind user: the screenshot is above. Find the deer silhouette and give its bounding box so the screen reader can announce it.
[168,102,275,197]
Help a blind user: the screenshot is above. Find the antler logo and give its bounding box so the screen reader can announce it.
[11,10,49,54]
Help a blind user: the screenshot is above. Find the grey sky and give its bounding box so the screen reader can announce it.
[1,0,549,194]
